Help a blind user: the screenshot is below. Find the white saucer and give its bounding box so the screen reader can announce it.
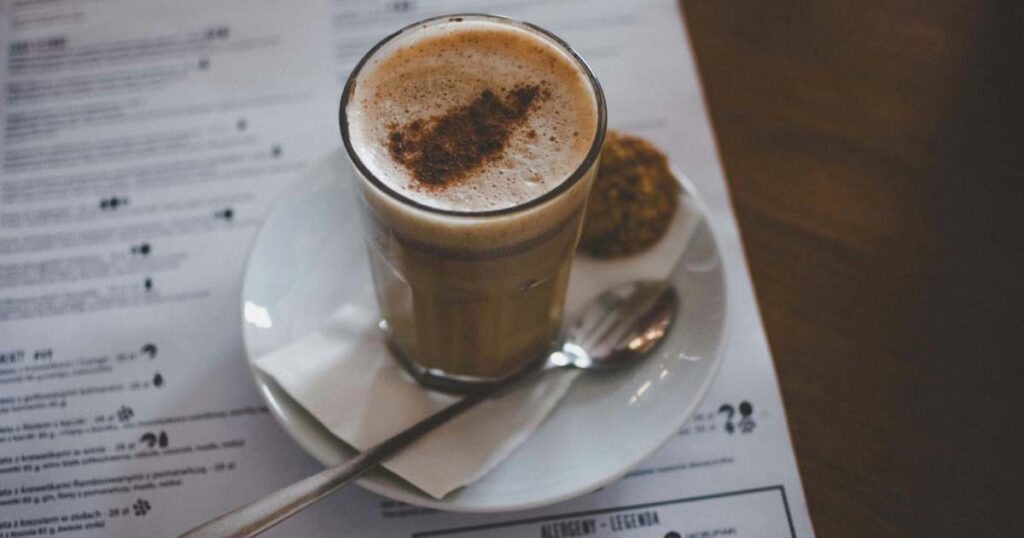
[241,150,728,512]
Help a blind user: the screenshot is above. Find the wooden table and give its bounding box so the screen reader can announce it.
[681,1,1023,535]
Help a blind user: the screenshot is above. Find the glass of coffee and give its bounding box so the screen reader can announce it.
[339,14,606,392]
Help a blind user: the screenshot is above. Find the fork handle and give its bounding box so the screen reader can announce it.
[178,390,490,538]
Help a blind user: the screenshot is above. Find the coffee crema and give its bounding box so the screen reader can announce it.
[347,19,598,212]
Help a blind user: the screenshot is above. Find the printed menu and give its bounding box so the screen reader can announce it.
[0,0,814,536]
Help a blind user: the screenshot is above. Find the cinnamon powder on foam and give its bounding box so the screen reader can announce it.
[386,83,550,188]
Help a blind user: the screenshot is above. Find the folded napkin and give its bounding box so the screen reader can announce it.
[256,191,700,499]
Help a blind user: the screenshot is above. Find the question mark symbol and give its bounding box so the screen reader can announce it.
[140,343,157,359]
[718,403,736,434]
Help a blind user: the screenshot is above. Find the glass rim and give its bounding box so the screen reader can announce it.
[337,13,608,218]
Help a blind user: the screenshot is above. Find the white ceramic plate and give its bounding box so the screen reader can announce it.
[241,150,728,512]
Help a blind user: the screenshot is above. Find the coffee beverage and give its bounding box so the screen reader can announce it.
[341,15,605,389]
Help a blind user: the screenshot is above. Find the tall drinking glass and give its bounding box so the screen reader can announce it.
[339,14,606,392]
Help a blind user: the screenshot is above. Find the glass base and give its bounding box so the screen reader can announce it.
[381,321,548,394]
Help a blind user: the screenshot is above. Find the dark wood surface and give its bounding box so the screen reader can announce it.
[682,1,1023,536]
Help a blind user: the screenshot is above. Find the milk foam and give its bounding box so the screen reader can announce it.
[346,19,598,212]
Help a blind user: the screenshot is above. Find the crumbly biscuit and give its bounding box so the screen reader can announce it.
[579,130,680,258]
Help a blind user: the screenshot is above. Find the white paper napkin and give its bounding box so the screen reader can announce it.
[255,191,700,500]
